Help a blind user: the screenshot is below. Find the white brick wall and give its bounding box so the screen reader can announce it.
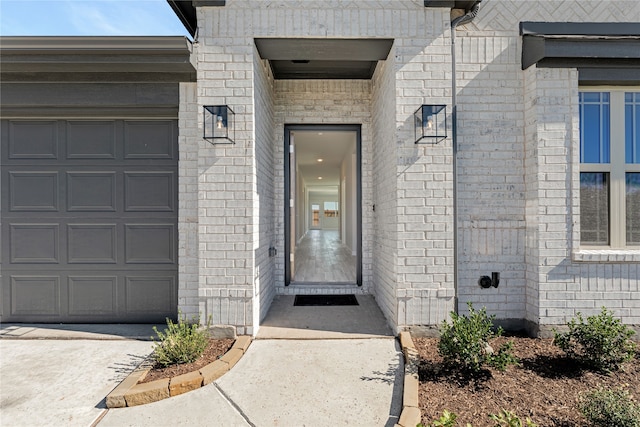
[272,79,374,294]
[372,46,398,329]
[458,0,640,330]
[253,50,276,325]
[178,82,200,320]
[177,0,640,335]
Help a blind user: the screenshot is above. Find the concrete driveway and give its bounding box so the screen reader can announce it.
[0,337,153,427]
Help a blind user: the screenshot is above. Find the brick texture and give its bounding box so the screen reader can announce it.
[177,0,640,334]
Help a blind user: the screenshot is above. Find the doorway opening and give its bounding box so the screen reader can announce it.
[284,124,362,286]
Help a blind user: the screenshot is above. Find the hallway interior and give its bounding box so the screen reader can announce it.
[292,229,356,283]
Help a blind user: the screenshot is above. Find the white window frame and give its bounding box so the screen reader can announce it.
[579,87,640,250]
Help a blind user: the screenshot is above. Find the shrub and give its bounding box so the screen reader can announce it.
[419,410,472,427]
[438,302,518,372]
[578,386,640,427]
[553,307,636,372]
[428,410,458,427]
[151,312,209,367]
[489,409,538,427]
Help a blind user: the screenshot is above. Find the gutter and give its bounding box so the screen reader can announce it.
[450,0,482,314]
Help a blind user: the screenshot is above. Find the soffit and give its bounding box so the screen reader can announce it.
[255,38,393,79]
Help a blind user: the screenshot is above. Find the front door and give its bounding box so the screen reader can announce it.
[284,124,361,285]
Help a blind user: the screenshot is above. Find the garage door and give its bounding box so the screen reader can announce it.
[1,119,178,323]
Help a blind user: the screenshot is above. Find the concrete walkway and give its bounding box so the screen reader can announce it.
[0,297,403,426]
[100,338,402,427]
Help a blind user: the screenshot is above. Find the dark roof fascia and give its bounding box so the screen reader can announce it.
[579,67,640,86]
[0,36,193,55]
[520,22,640,70]
[167,1,198,37]
[424,0,480,10]
[520,21,640,37]
[167,1,226,37]
[0,36,196,81]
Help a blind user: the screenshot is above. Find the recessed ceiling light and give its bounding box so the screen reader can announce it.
[317,176,323,180]
[318,132,323,135]
[317,158,323,162]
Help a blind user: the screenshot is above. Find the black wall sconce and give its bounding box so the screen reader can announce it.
[204,105,235,143]
[414,104,447,144]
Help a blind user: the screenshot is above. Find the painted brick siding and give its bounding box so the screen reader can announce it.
[193,5,258,334]
[178,0,640,334]
[453,9,527,321]
[178,82,200,320]
[253,52,276,325]
[372,47,398,329]
[392,10,456,328]
[458,0,640,328]
[523,65,540,326]
[185,1,460,334]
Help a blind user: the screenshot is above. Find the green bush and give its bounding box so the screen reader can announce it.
[438,303,518,372]
[578,386,640,427]
[419,410,473,427]
[428,410,458,427]
[553,307,636,372]
[489,409,538,427]
[151,312,209,367]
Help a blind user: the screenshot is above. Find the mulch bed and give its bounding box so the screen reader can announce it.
[414,335,640,427]
[140,338,234,384]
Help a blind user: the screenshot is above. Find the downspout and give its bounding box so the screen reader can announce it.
[451,1,481,314]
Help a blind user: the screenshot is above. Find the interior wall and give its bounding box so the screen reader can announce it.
[340,150,357,254]
[309,192,340,230]
[296,165,306,242]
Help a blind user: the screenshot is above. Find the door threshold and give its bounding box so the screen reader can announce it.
[289,281,358,286]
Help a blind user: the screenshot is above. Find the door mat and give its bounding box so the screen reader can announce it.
[294,294,359,306]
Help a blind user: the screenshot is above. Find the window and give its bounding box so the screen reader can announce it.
[580,89,640,247]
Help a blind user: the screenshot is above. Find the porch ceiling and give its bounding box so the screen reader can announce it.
[254,38,393,79]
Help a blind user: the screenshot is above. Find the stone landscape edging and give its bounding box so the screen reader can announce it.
[106,335,252,408]
[396,331,421,427]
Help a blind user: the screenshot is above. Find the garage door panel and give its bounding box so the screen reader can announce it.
[125,224,175,264]
[125,276,175,313]
[66,121,116,159]
[125,172,175,212]
[2,118,177,323]
[124,121,175,159]
[68,276,117,315]
[10,224,60,263]
[10,276,60,316]
[67,224,117,264]
[9,171,59,211]
[67,172,117,211]
[8,121,58,159]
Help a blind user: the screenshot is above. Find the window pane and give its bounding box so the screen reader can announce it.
[580,92,610,163]
[580,172,609,245]
[627,173,640,245]
[626,92,640,164]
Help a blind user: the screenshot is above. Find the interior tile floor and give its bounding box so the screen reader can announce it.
[292,229,356,283]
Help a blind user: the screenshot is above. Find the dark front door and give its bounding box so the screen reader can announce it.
[284,124,362,286]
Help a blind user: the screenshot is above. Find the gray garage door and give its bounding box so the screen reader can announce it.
[1,119,178,323]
